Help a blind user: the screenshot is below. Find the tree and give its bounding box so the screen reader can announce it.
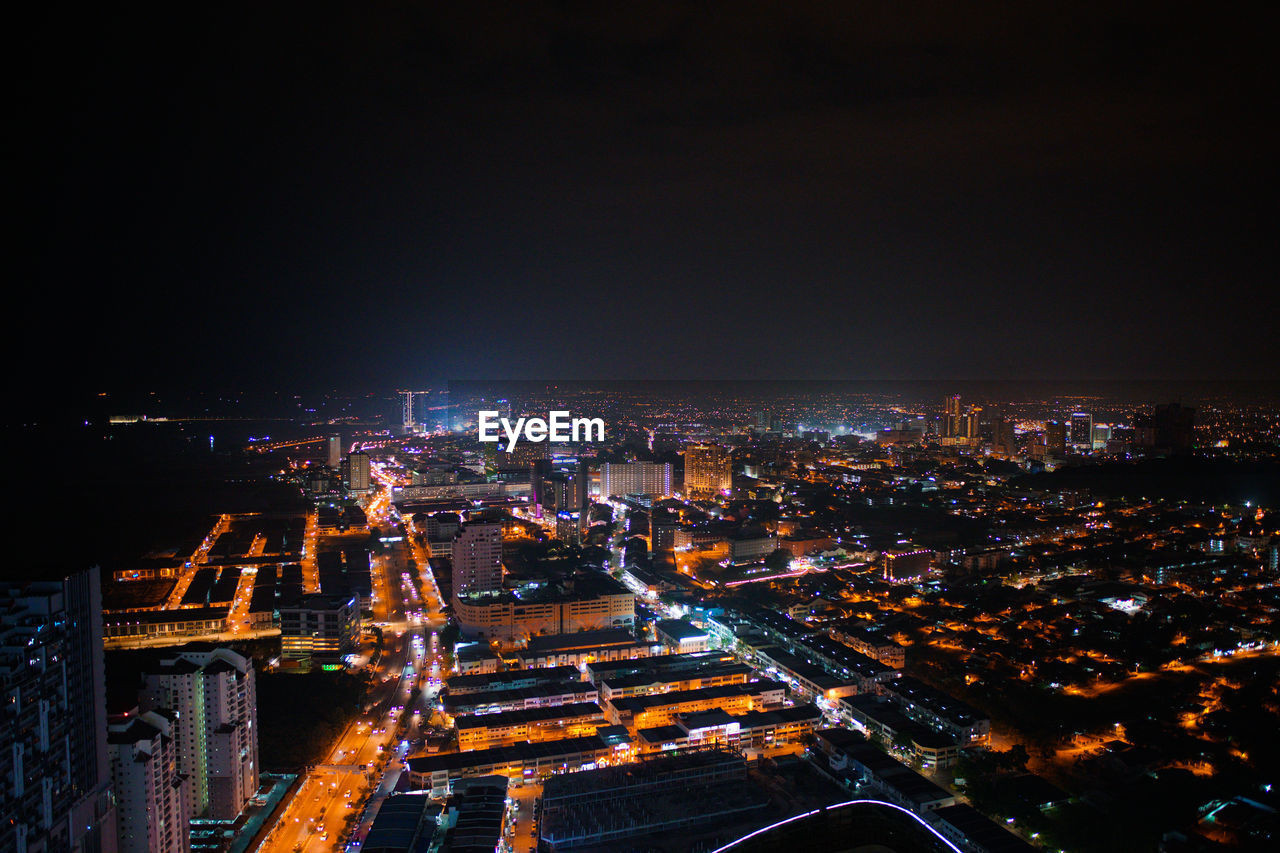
[764,548,792,571]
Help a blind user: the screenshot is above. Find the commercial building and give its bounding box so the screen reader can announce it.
[453,577,636,645]
[103,607,230,642]
[584,651,737,686]
[838,695,961,770]
[604,680,786,730]
[454,702,606,750]
[830,622,906,669]
[279,592,360,671]
[327,434,342,468]
[598,661,751,702]
[600,461,673,499]
[443,681,600,716]
[0,570,116,853]
[882,676,990,744]
[683,444,731,499]
[636,704,822,754]
[753,646,862,702]
[517,627,658,668]
[654,618,711,653]
[444,666,581,695]
[406,733,631,796]
[140,647,260,821]
[109,708,189,853]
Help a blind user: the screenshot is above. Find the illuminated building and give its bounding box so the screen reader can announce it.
[451,514,504,594]
[279,592,360,670]
[1070,412,1093,449]
[109,708,189,853]
[140,647,259,821]
[326,433,342,468]
[452,578,635,644]
[601,461,673,499]
[0,570,115,853]
[654,618,710,653]
[683,443,731,498]
[406,734,627,796]
[518,627,655,668]
[454,702,606,750]
[604,680,785,729]
[943,394,963,438]
[1044,420,1067,454]
[345,450,372,492]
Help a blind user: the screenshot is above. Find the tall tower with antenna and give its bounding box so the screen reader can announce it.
[401,390,415,431]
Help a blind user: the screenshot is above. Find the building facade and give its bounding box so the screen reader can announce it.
[140,648,259,821]
[0,569,116,853]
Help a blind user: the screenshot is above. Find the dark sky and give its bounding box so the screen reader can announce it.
[24,1,1277,398]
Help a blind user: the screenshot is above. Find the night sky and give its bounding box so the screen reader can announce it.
[24,2,1277,398]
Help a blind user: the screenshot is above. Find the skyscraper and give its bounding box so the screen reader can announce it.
[346,451,372,492]
[451,513,504,594]
[1070,412,1093,449]
[327,434,342,468]
[1044,421,1067,454]
[683,444,732,499]
[1,568,116,853]
[945,395,965,438]
[140,648,259,822]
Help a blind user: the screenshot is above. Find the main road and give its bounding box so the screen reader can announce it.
[256,462,447,853]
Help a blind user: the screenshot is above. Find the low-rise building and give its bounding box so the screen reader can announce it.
[279,592,360,671]
[454,702,606,751]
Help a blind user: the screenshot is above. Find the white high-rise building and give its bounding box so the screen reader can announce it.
[140,648,259,821]
[600,462,673,499]
[109,709,189,853]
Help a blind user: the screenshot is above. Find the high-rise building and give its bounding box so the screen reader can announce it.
[451,514,504,594]
[601,462,673,499]
[1070,412,1093,449]
[943,395,963,438]
[1044,421,1067,454]
[530,458,552,519]
[346,451,372,492]
[109,708,188,853]
[684,444,731,499]
[1,569,116,853]
[139,648,259,822]
[327,434,342,468]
